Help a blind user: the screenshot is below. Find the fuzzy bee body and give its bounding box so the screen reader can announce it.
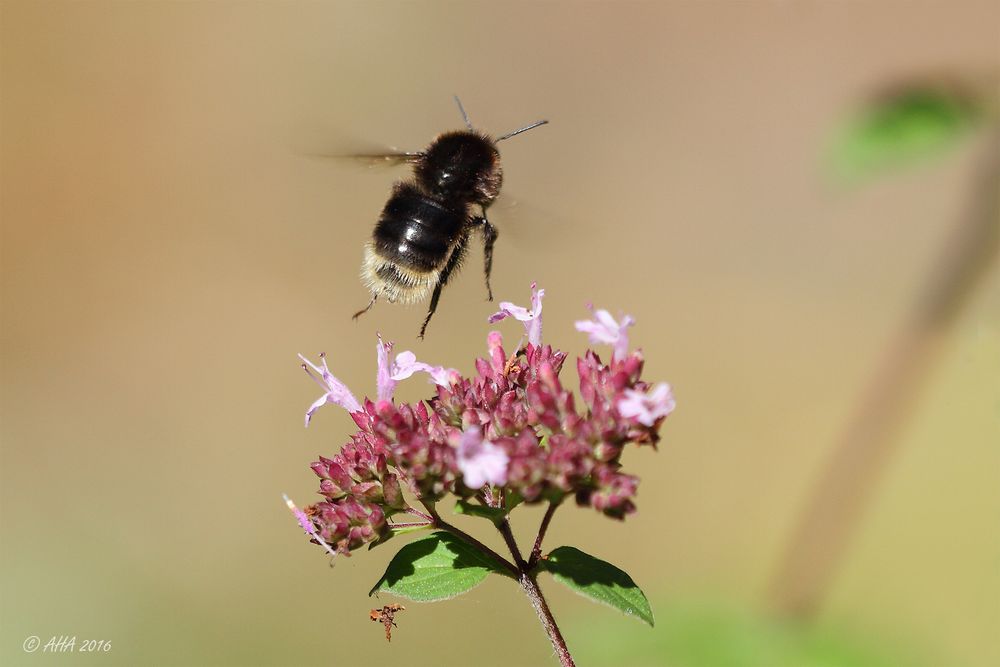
[363,181,472,305]
[353,101,547,338]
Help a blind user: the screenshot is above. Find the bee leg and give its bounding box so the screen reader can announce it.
[419,236,468,339]
[476,213,498,301]
[352,293,378,320]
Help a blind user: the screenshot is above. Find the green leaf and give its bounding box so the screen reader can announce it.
[369,531,508,601]
[505,490,525,513]
[831,86,982,178]
[367,523,432,551]
[539,546,654,627]
[454,499,507,524]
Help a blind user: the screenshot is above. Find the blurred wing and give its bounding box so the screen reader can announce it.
[345,151,424,168]
[299,146,424,169]
[486,193,598,251]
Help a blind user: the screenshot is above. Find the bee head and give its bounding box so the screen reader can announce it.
[416,130,502,206]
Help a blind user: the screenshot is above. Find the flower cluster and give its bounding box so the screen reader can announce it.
[288,284,675,556]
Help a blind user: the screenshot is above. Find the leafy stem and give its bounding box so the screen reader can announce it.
[519,572,576,667]
[497,518,529,570]
[421,495,574,665]
[419,499,518,577]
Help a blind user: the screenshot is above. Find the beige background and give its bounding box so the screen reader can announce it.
[2,2,998,665]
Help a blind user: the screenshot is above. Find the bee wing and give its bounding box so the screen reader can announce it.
[483,194,530,248]
[299,144,424,169]
[487,193,586,251]
[346,151,424,168]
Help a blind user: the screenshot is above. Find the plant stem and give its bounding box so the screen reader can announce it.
[420,498,576,664]
[479,491,529,569]
[403,506,433,521]
[388,521,432,529]
[495,502,574,665]
[769,128,1000,618]
[497,519,528,570]
[519,572,576,667]
[419,500,518,576]
[437,517,519,576]
[528,501,559,568]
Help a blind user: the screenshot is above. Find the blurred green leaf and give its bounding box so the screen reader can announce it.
[539,546,654,626]
[454,499,507,524]
[570,600,929,667]
[832,87,982,178]
[368,531,507,601]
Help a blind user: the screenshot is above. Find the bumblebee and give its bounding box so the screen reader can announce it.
[353,98,547,338]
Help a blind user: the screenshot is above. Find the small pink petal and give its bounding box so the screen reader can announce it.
[282,494,338,558]
[489,302,532,322]
[428,366,460,386]
[455,426,509,488]
[376,335,396,402]
[487,283,544,346]
[574,307,635,361]
[617,383,675,426]
[487,331,504,357]
[299,353,362,425]
[383,343,460,395]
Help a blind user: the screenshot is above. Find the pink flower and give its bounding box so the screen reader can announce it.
[295,286,677,563]
[299,352,362,425]
[282,493,338,557]
[488,282,545,346]
[455,426,509,488]
[301,340,461,426]
[574,307,635,361]
[283,493,315,533]
[376,335,459,402]
[617,383,675,427]
[375,335,396,402]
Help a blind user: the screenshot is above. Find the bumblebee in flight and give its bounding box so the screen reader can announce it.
[353,97,547,338]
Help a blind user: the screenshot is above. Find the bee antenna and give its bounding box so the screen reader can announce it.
[496,119,549,142]
[453,95,474,130]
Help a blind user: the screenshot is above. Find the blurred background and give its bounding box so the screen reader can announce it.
[2,2,998,666]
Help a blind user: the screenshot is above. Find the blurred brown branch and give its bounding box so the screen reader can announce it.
[769,126,1000,618]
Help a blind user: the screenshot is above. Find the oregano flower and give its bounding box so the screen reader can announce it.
[285,283,675,666]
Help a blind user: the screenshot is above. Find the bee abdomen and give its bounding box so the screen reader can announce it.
[361,246,437,305]
[371,183,466,272]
